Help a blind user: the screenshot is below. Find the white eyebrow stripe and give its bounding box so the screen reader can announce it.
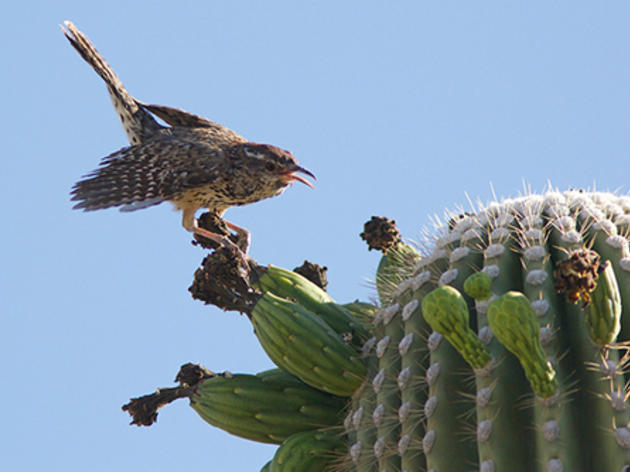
[244,149,266,160]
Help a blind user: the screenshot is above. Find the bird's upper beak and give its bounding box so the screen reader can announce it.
[281,165,316,189]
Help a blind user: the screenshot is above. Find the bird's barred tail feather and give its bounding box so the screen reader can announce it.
[61,21,162,144]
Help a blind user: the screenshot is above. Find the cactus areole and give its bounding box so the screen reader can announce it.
[126,190,630,472]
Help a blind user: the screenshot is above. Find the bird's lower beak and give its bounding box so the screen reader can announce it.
[281,166,316,189]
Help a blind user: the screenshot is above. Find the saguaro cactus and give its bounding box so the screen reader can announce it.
[347,190,630,472]
[126,190,630,472]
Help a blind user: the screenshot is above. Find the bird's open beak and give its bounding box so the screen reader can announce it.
[281,165,316,189]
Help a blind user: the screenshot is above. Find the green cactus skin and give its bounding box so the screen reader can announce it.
[375,242,421,306]
[342,303,383,471]
[341,301,380,325]
[189,370,347,444]
[349,376,379,471]
[396,275,432,472]
[372,303,404,471]
[270,430,347,472]
[251,292,367,396]
[260,461,271,472]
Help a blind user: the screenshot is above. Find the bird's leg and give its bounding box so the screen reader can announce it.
[182,209,249,268]
[192,219,251,269]
[223,220,251,254]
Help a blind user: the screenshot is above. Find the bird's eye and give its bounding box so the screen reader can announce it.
[265,162,276,172]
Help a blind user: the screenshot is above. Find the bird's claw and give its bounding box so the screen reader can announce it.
[192,222,251,274]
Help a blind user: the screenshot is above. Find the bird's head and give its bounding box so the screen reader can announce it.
[237,143,315,195]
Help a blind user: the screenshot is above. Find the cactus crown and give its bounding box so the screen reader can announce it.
[345,190,630,472]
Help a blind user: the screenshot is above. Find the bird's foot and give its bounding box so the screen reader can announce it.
[193,213,250,253]
[223,220,251,254]
[192,222,251,272]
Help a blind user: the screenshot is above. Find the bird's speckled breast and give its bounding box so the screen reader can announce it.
[172,179,287,214]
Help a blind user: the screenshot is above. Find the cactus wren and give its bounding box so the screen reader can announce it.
[63,21,314,255]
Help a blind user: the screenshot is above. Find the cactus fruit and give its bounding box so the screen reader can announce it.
[270,430,347,472]
[127,190,630,472]
[122,364,347,445]
[251,292,368,396]
[255,265,371,350]
[190,369,348,444]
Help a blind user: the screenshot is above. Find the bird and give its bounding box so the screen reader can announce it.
[62,21,314,256]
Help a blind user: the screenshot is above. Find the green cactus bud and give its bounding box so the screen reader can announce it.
[255,265,371,350]
[190,370,347,444]
[422,286,491,369]
[487,291,558,398]
[585,261,622,346]
[362,216,421,305]
[270,431,346,472]
[464,272,493,301]
[252,293,367,396]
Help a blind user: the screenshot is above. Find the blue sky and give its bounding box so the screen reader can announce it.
[3,1,630,471]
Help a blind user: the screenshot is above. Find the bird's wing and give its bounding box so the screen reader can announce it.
[136,101,218,127]
[71,137,224,211]
[137,101,245,139]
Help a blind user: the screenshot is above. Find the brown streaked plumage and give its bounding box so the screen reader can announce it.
[63,21,314,254]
